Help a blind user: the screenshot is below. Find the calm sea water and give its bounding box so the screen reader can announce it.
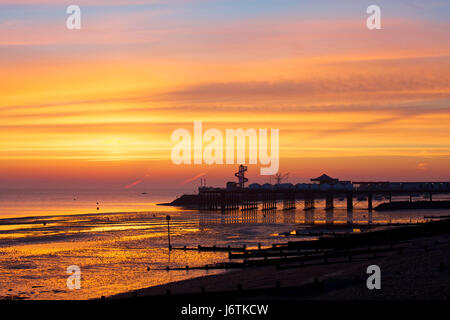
[1,189,449,300]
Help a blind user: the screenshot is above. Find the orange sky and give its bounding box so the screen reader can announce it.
[1,1,450,192]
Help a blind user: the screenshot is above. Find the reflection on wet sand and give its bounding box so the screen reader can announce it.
[1,204,449,300]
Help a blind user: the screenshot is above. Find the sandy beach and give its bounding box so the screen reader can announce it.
[111,221,450,300]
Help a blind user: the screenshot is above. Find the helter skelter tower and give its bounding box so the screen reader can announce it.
[234,165,248,188]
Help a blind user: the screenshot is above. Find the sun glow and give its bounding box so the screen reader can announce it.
[1,2,450,189]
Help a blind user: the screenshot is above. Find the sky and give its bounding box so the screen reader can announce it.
[1,0,450,193]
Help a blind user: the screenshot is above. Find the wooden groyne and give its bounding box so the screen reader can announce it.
[156,244,407,271]
[170,245,247,252]
[162,219,450,271]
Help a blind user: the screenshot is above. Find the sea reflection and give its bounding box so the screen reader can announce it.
[1,203,449,300]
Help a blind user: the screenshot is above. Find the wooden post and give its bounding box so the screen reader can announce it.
[166,215,171,250]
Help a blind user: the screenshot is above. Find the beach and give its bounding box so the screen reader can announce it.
[110,220,450,300]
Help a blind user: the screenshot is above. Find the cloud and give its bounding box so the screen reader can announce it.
[0,0,200,5]
[162,68,450,102]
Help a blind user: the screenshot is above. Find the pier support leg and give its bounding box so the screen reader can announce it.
[283,192,296,210]
[368,193,373,211]
[273,192,277,210]
[305,210,315,224]
[325,193,334,210]
[262,192,276,211]
[326,210,334,225]
[304,193,315,210]
[346,193,353,211]
[220,192,226,211]
[346,210,353,225]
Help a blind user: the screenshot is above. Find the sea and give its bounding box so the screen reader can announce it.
[1,188,449,299]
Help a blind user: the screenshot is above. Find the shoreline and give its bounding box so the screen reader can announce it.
[109,219,450,300]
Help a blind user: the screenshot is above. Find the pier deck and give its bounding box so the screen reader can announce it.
[198,181,450,212]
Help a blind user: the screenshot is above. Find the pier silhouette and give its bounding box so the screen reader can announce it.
[198,171,450,212]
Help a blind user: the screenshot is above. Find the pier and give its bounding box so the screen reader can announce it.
[197,169,450,212]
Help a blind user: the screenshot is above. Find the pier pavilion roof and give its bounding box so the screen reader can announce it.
[311,174,339,184]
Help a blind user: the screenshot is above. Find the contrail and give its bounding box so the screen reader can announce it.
[179,173,207,187]
[125,173,151,189]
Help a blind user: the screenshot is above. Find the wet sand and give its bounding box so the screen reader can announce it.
[111,226,450,300]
